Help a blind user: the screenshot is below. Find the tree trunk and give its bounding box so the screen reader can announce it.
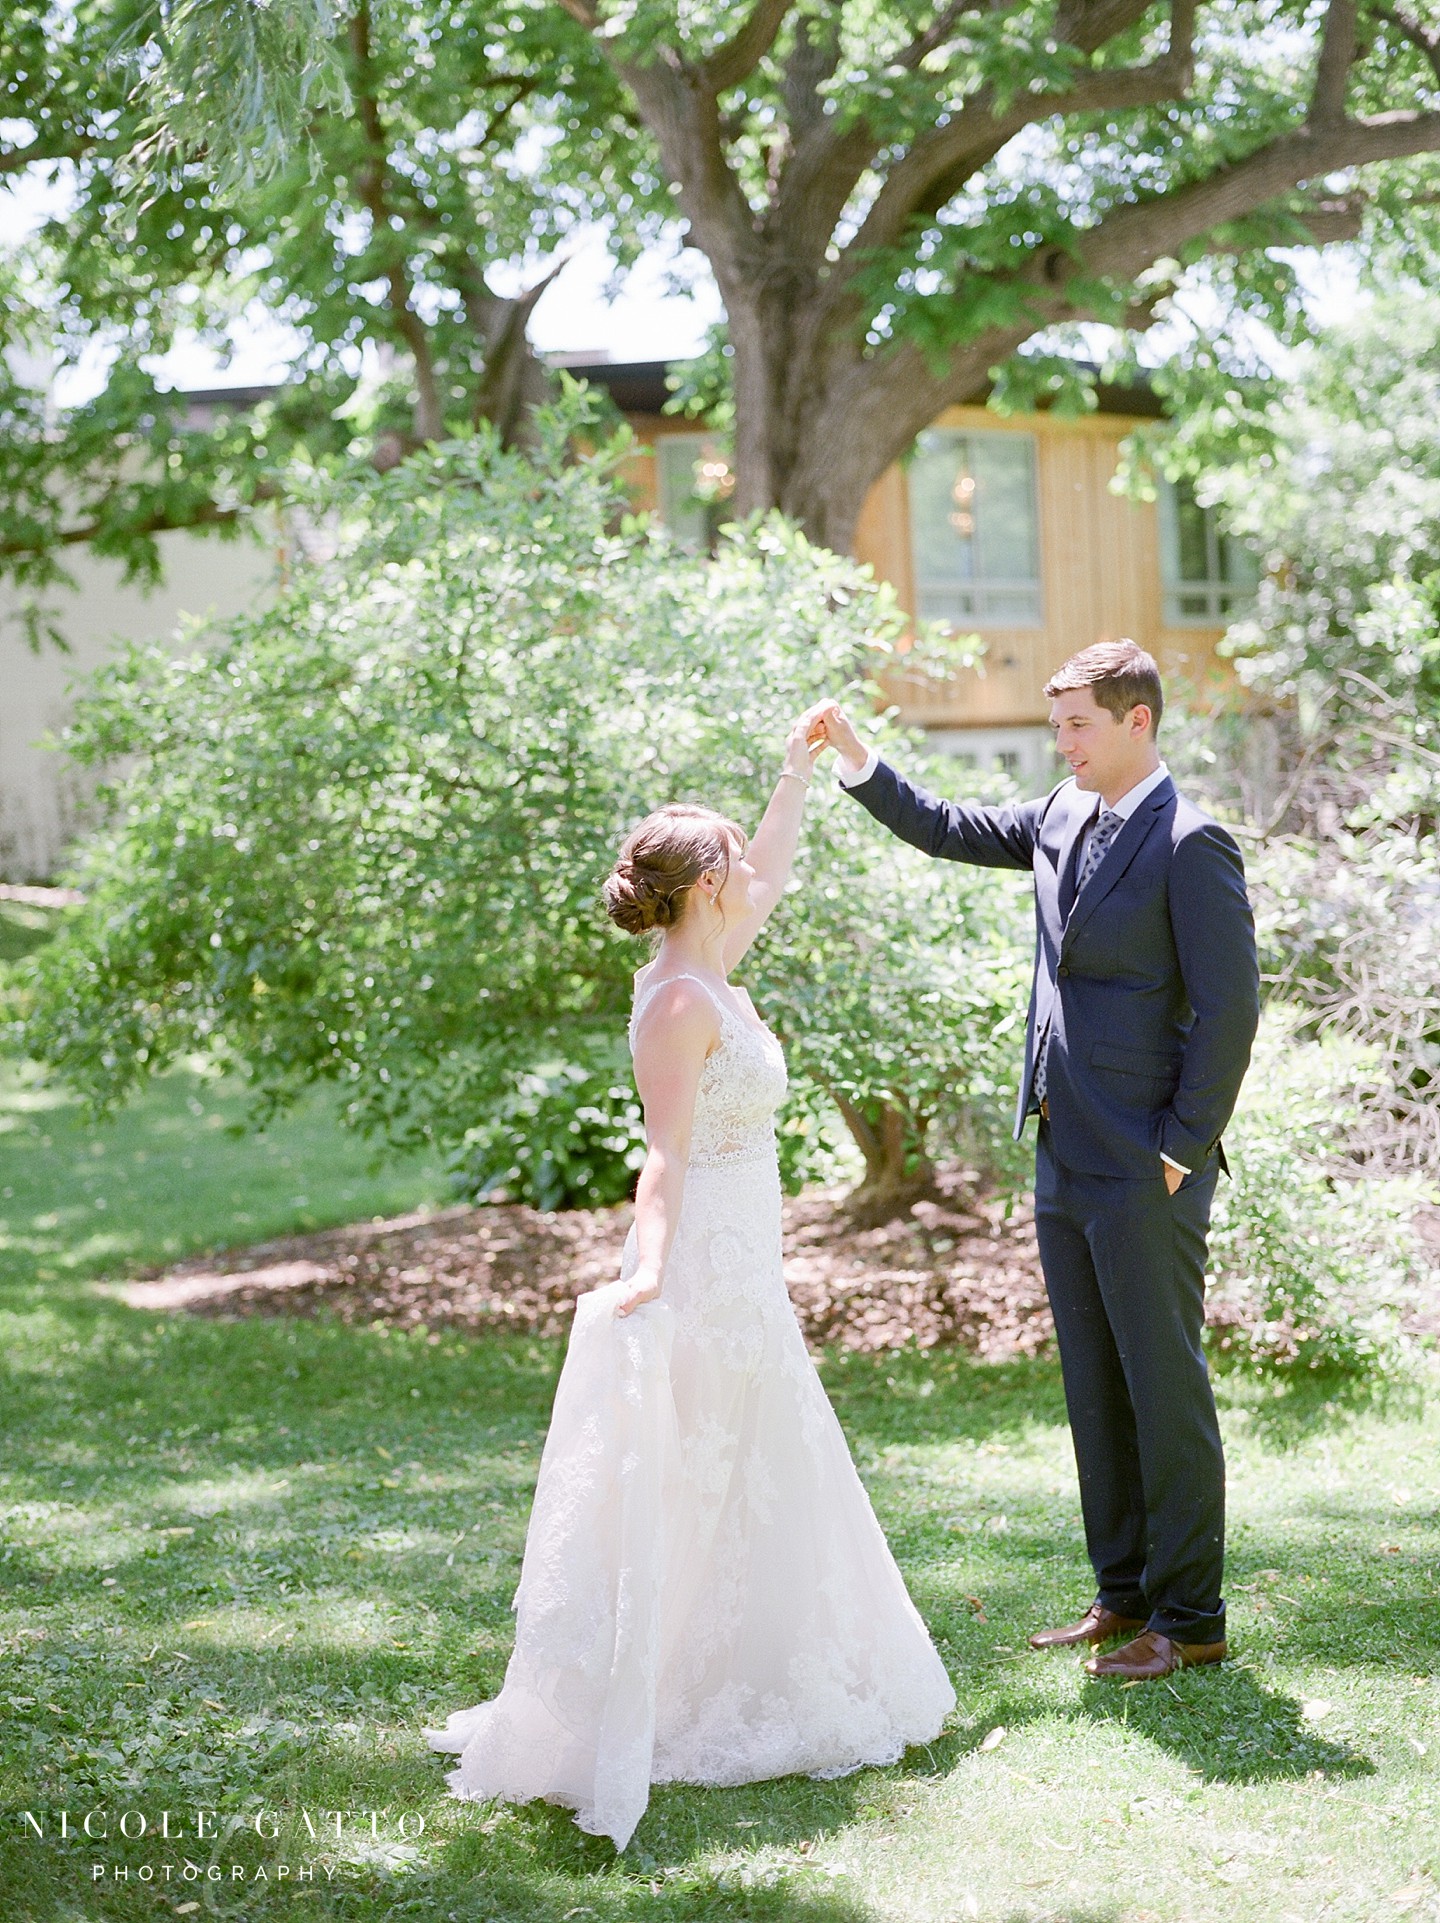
[725,263,824,523]
[750,302,1040,554]
[833,1093,937,1222]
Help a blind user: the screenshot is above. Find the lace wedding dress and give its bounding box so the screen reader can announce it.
[424,964,955,1850]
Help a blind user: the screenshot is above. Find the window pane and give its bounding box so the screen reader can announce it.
[972,435,1039,585]
[1160,478,1259,625]
[910,429,1041,626]
[656,434,727,550]
[910,430,978,587]
[1174,490,1211,583]
[1218,528,1261,587]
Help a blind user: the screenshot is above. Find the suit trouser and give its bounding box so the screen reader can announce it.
[1034,1123,1226,1645]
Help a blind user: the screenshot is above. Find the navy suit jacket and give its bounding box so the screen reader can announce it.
[846,761,1260,1180]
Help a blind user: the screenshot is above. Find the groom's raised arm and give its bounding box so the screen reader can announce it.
[838,750,1043,871]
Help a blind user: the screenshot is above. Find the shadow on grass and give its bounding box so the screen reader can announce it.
[4,1287,1428,1921]
[992,1914,1123,1923]
[1217,1362,1428,1451]
[1072,1661,1373,1784]
[2,1832,887,1923]
[820,1346,1070,1450]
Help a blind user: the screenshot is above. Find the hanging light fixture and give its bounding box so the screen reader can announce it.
[948,463,976,537]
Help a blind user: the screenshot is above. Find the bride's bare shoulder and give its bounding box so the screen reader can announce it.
[631,968,722,1044]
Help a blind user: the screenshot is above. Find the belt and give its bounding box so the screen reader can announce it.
[1039,1097,1050,1121]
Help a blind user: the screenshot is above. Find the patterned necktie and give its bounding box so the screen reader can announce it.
[1075,806,1123,893]
[1034,807,1125,1109]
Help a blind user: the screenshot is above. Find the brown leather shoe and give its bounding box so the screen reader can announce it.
[1084,1629,1227,1679]
[1028,1605,1146,1651]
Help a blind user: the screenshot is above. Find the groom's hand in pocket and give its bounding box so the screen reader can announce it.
[1163,1161,1186,1195]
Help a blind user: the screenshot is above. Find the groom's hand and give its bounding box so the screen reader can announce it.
[810,701,871,777]
[1163,1162,1185,1195]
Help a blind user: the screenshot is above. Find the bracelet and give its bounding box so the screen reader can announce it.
[779,770,811,787]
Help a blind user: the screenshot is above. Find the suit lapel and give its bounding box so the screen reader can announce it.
[1057,792,1100,924]
[1062,777,1175,950]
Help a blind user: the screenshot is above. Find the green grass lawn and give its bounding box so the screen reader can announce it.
[1,1055,1438,1921]
[0,1055,448,1282]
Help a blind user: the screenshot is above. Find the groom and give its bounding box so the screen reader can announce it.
[818,641,1259,1682]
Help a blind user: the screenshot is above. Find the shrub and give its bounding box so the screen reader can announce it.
[1207,1011,1437,1377]
[16,390,1030,1204]
[452,1043,646,1213]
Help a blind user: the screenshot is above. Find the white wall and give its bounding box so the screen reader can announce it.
[0,527,274,879]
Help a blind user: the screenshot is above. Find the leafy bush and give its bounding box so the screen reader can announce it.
[452,1043,646,1213]
[1156,298,1440,1177]
[453,1045,859,1212]
[1207,1011,1437,1377]
[16,389,1029,1203]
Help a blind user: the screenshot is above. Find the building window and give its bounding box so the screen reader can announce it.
[926,724,1060,796]
[655,432,733,551]
[908,428,1042,627]
[1159,477,1259,624]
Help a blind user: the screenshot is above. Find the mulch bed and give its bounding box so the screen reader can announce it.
[113,1186,1440,1357]
[116,1177,1054,1359]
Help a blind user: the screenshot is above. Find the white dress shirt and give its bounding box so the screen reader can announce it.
[836,751,1187,1174]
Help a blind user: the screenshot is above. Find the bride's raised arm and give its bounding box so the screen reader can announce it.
[721,703,830,971]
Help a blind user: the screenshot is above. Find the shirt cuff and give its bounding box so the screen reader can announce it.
[837,747,880,789]
[1160,1152,1188,1174]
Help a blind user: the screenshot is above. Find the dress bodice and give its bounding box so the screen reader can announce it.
[628,968,788,1170]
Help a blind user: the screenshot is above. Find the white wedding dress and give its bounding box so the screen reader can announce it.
[424,965,955,1850]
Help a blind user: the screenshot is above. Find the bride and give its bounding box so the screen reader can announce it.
[424,704,955,1850]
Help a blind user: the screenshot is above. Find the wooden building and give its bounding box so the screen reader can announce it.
[2,356,1255,876]
[598,360,1257,793]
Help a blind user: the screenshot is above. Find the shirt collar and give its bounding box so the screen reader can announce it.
[1102,761,1170,821]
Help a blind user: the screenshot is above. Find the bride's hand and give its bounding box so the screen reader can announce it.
[787,702,833,777]
[809,701,868,774]
[614,1267,663,1317]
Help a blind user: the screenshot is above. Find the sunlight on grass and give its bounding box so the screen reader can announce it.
[0,1043,1437,1920]
[0,1056,446,1283]
[2,1287,1438,1921]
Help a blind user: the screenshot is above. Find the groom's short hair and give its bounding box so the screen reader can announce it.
[1044,640,1163,737]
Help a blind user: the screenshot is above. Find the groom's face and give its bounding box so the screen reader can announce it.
[1048,687,1148,793]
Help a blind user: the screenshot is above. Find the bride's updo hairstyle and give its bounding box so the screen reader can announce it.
[603,804,744,937]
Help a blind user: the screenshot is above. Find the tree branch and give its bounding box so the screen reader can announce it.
[1283,194,1368,242]
[1081,106,1440,286]
[459,253,569,439]
[348,0,445,443]
[891,0,991,72]
[0,130,115,174]
[841,0,1179,264]
[785,87,1440,540]
[778,6,844,147]
[470,76,544,154]
[0,494,268,564]
[701,0,794,92]
[1309,0,1359,128]
[1375,3,1440,88]
[763,3,1034,277]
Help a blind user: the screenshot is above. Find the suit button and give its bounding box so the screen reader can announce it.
[1057,964,1070,977]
